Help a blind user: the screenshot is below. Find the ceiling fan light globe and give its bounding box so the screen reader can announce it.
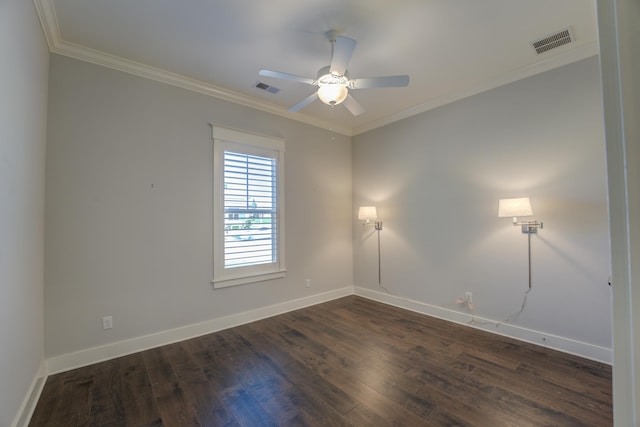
[317,84,348,106]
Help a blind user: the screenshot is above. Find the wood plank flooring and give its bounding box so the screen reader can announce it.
[29,296,612,426]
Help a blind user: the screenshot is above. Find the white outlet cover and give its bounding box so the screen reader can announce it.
[102,316,113,329]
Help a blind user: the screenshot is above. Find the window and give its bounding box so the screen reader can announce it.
[212,126,285,288]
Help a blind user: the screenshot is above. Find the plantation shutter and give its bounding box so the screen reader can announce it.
[223,151,277,268]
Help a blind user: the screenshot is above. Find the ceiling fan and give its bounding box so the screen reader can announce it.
[259,31,409,116]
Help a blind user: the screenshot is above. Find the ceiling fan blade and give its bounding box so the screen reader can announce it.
[289,92,319,112]
[259,69,315,85]
[342,94,365,116]
[351,75,410,89]
[330,36,357,76]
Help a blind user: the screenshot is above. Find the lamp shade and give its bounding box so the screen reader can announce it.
[317,84,348,105]
[498,197,533,218]
[358,206,378,221]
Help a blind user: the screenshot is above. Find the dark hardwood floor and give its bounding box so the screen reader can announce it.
[30,296,612,426]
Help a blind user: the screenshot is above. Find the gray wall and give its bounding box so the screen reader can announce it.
[353,56,611,350]
[45,55,353,357]
[44,49,610,364]
[0,0,49,424]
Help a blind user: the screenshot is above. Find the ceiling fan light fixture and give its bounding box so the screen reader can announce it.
[317,84,348,106]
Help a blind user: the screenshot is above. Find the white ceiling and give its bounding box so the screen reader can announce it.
[34,0,598,135]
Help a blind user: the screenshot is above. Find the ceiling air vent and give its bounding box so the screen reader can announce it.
[530,27,574,54]
[254,81,280,94]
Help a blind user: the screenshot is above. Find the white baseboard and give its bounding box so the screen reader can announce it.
[44,284,611,378]
[46,286,353,375]
[27,284,611,426]
[12,361,47,427]
[354,287,613,365]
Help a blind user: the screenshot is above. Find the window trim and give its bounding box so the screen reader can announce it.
[211,125,286,288]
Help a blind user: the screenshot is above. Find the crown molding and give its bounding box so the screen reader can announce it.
[52,40,354,136]
[33,0,598,138]
[33,0,61,50]
[32,0,353,136]
[352,41,599,135]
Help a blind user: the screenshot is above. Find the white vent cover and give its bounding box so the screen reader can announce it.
[530,27,574,54]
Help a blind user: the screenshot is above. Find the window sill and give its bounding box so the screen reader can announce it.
[212,270,286,289]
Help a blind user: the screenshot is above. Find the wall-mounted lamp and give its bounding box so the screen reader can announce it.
[498,197,543,289]
[359,206,383,283]
[498,197,543,233]
[358,206,382,230]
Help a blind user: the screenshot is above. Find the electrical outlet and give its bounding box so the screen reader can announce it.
[465,292,473,303]
[102,316,113,330]
[305,279,311,288]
